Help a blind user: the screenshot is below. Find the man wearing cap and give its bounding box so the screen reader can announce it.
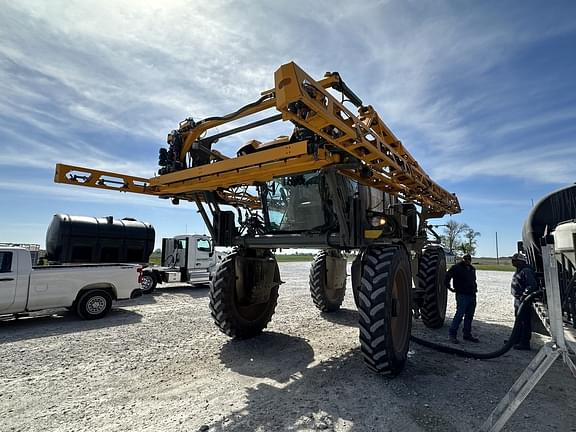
[511,252,538,350]
[446,254,479,344]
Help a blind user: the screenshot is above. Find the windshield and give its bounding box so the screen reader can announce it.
[263,172,325,232]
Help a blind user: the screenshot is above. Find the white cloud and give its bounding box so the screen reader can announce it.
[0,0,575,191]
[492,108,576,136]
[431,141,576,184]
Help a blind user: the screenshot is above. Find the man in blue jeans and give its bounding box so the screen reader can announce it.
[446,254,480,344]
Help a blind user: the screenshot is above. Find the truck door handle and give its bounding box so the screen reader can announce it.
[0,277,14,282]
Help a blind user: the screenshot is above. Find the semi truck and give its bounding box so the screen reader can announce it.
[0,247,142,320]
[140,234,218,294]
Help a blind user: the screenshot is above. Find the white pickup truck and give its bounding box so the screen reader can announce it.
[0,247,142,320]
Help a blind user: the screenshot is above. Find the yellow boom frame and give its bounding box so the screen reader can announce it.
[55,62,460,217]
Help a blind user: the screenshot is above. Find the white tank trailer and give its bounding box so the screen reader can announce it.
[553,220,576,269]
[521,184,576,328]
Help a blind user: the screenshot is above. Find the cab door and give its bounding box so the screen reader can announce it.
[161,238,188,268]
[193,237,213,271]
[0,251,17,311]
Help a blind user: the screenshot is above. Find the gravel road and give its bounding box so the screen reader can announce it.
[1,263,574,432]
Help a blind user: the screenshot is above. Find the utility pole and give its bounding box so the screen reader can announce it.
[496,231,499,265]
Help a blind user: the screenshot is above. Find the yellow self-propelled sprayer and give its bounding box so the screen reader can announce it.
[55,62,460,374]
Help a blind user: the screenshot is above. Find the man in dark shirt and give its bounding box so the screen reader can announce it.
[446,254,479,344]
[511,252,538,350]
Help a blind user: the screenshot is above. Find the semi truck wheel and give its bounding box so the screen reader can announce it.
[75,289,112,320]
[141,273,157,294]
[417,247,447,329]
[357,246,412,375]
[209,249,280,338]
[309,249,347,312]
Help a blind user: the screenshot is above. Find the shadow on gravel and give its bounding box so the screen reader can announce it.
[219,331,315,383]
[0,308,142,344]
[211,347,447,432]
[208,319,561,432]
[321,308,358,327]
[150,284,210,298]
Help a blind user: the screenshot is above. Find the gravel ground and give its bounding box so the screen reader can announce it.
[1,263,575,432]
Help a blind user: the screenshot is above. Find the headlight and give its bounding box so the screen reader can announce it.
[370,215,388,227]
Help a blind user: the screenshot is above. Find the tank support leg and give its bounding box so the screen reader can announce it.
[479,343,560,432]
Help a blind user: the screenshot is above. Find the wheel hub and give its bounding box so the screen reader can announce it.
[142,276,154,290]
[86,296,107,314]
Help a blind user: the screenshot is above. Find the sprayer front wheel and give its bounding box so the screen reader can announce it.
[357,246,412,375]
[209,249,280,339]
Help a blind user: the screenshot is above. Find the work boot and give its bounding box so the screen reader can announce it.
[463,335,480,343]
[449,335,459,344]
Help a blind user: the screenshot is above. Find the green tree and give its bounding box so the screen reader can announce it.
[460,228,481,256]
[440,221,481,256]
[441,220,468,253]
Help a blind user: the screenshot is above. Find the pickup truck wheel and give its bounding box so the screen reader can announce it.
[75,290,112,320]
[141,274,157,294]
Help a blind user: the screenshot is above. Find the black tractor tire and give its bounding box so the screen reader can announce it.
[141,273,157,294]
[309,249,347,312]
[351,253,362,309]
[357,246,412,375]
[75,289,113,320]
[209,250,280,339]
[417,247,448,329]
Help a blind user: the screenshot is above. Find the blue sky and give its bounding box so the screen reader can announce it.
[1,0,575,257]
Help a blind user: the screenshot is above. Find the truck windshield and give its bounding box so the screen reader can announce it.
[263,172,325,232]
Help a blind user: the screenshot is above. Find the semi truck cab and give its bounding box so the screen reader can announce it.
[140,235,218,294]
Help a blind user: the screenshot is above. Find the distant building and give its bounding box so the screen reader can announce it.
[444,248,456,266]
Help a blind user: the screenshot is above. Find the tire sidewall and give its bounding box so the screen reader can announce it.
[381,247,412,365]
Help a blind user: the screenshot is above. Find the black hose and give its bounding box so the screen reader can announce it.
[410,292,542,359]
[198,94,273,124]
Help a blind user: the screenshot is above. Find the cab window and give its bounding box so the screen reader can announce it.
[196,239,212,252]
[0,252,13,273]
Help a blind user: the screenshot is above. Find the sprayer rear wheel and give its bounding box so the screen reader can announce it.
[309,249,347,312]
[417,247,447,329]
